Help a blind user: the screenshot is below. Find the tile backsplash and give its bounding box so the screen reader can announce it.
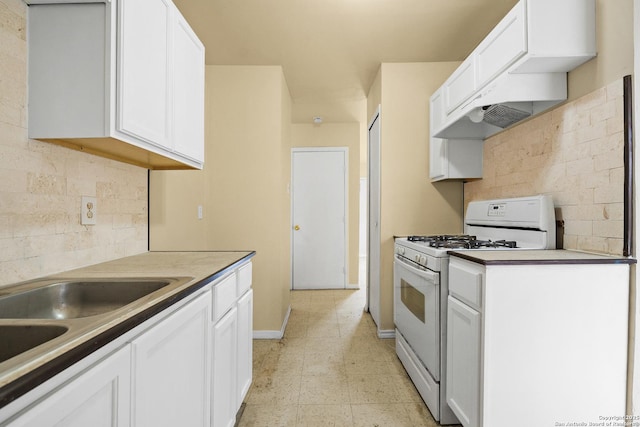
[0,0,148,286]
[464,79,625,255]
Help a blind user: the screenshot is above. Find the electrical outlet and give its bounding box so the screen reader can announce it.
[81,196,97,225]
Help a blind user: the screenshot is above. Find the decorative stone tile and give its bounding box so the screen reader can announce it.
[465,79,625,255]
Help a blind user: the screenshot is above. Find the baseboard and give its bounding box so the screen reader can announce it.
[253,305,291,340]
[253,330,283,339]
[377,329,396,339]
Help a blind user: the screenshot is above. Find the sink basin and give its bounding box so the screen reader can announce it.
[0,325,68,363]
[0,279,174,319]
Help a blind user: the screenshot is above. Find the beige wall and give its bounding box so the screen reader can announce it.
[367,62,465,331]
[0,0,148,287]
[291,123,360,285]
[568,0,633,101]
[150,65,292,333]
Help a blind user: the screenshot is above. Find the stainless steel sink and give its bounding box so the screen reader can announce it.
[0,324,68,364]
[0,279,174,319]
[0,276,194,389]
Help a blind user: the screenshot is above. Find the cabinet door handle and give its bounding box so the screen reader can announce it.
[294,225,300,231]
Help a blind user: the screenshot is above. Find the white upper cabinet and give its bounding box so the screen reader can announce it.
[173,11,206,162]
[475,1,527,89]
[430,88,446,134]
[117,0,172,148]
[515,0,596,73]
[444,55,477,115]
[429,138,483,182]
[27,0,205,170]
[432,0,595,141]
[430,87,484,181]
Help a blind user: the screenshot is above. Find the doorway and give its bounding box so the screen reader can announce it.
[291,148,348,289]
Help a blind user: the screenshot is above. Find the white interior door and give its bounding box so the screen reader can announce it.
[368,107,381,326]
[292,148,347,289]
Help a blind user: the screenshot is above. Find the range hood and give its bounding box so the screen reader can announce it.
[433,71,567,140]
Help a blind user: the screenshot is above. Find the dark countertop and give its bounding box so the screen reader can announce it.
[448,249,636,265]
[0,250,255,409]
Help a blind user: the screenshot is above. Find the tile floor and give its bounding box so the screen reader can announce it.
[238,287,456,427]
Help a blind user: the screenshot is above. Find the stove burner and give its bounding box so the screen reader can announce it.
[468,239,517,249]
[431,240,474,249]
[405,235,518,249]
[407,234,475,242]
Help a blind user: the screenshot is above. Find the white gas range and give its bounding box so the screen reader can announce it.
[393,194,555,424]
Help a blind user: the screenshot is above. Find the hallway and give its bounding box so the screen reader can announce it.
[238,288,444,426]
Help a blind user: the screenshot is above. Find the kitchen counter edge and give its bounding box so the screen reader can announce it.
[0,250,255,409]
[448,249,636,265]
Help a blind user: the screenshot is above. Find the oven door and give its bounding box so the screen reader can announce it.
[394,254,440,380]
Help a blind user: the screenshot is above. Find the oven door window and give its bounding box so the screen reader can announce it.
[401,278,425,323]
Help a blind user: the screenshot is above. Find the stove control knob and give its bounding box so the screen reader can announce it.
[415,255,420,263]
[398,247,405,255]
[420,255,427,265]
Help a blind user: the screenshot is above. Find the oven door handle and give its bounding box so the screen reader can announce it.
[394,254,439,283]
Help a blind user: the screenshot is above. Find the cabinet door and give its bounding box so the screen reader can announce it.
[117,0,172,148]
[476,1,526,87]
[446,296,481,427]
[7,346,131,427]
[430,88,445,135]
[430,139,483,181]
[172,10,205,162]
[132,292,211,427]
[236,289,253,408]
[429,137,447,180]
[212,306,238,427]
[444,56,477,115]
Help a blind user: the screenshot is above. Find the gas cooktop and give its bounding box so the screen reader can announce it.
[406,235,518,250]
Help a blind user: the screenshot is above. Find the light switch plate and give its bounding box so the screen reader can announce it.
[81,196,97,225]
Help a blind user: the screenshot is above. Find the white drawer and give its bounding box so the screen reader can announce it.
[237,262,252,296]
[212,273,237,322]
[449,258,483,311]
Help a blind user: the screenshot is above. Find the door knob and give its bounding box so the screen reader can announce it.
[294,225,300,231]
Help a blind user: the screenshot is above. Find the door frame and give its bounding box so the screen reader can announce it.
[367,106,381,322]
[290,147,349,290]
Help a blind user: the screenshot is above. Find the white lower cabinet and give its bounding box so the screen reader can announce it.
[0,260,254,427]
[446,256,629,427]
[132,292,211,427]
[236,289,253,408]
[212,269,254,427]
[6,345,131,427]
[446,296,480,427]
[212,307,238,427]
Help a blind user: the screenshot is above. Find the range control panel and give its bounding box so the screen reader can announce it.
[487,203,507,217]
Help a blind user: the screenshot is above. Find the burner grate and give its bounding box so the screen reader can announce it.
[407,235,475,243]
[404,235,518,250]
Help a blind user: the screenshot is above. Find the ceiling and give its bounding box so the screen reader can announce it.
[173,0,519,123]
